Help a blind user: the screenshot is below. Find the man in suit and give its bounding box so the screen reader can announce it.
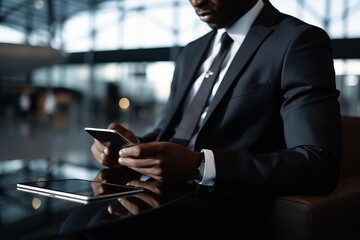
[91,0,341,197]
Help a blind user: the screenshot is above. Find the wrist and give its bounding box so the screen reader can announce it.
[197,151,205,182]
[197,151,205,166]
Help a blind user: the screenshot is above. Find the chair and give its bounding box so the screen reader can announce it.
[269,116,360,240]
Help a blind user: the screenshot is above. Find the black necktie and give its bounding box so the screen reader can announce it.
[173,32,233,145]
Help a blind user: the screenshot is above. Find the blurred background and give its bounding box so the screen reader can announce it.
[0,0,359,166]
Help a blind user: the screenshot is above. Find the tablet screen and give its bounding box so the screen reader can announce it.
[17,178,143,204]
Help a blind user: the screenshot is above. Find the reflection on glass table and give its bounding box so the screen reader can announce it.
[0,158,196,239]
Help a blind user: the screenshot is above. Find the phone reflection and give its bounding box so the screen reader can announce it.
[59,167,196,236]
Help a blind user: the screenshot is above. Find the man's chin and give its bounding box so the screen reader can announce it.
[206,22,225,30]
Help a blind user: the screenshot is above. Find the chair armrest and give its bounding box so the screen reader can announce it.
[269,175,360,240]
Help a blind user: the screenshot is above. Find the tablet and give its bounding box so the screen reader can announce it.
[17,178,143,204]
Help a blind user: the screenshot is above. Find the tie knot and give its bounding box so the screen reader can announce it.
[220,32,233,47]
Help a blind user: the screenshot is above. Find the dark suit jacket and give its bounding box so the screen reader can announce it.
[140,1,341,195]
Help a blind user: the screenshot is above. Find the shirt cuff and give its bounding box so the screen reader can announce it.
[196,149,215,186]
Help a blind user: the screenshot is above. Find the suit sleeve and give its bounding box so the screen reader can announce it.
[212,26,341,196]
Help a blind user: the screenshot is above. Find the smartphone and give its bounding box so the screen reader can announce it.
[84,127,134,152]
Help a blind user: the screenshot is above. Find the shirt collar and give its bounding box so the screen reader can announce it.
[216,0,265,44]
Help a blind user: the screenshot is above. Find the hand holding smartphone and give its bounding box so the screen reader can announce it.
[85,127,134,153]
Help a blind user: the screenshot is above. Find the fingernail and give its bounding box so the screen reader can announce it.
[103,148,109,155]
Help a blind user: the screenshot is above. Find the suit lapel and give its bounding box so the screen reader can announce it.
[172,31,216,112]
[202,2,279,124]
[158,31,216,140]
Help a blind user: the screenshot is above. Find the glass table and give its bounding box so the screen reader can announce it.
[0,158,197,239]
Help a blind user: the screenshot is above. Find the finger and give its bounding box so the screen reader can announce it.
[126,180,162,194]
[90,142,105,161]
[127,167,163,182]
[119,143,161,159]
[91,140,106,155]
[107,200,131,217]
[118,196,152,214]
[119,157,161,171]
[91,142,119,167]
[127,192,160,208]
